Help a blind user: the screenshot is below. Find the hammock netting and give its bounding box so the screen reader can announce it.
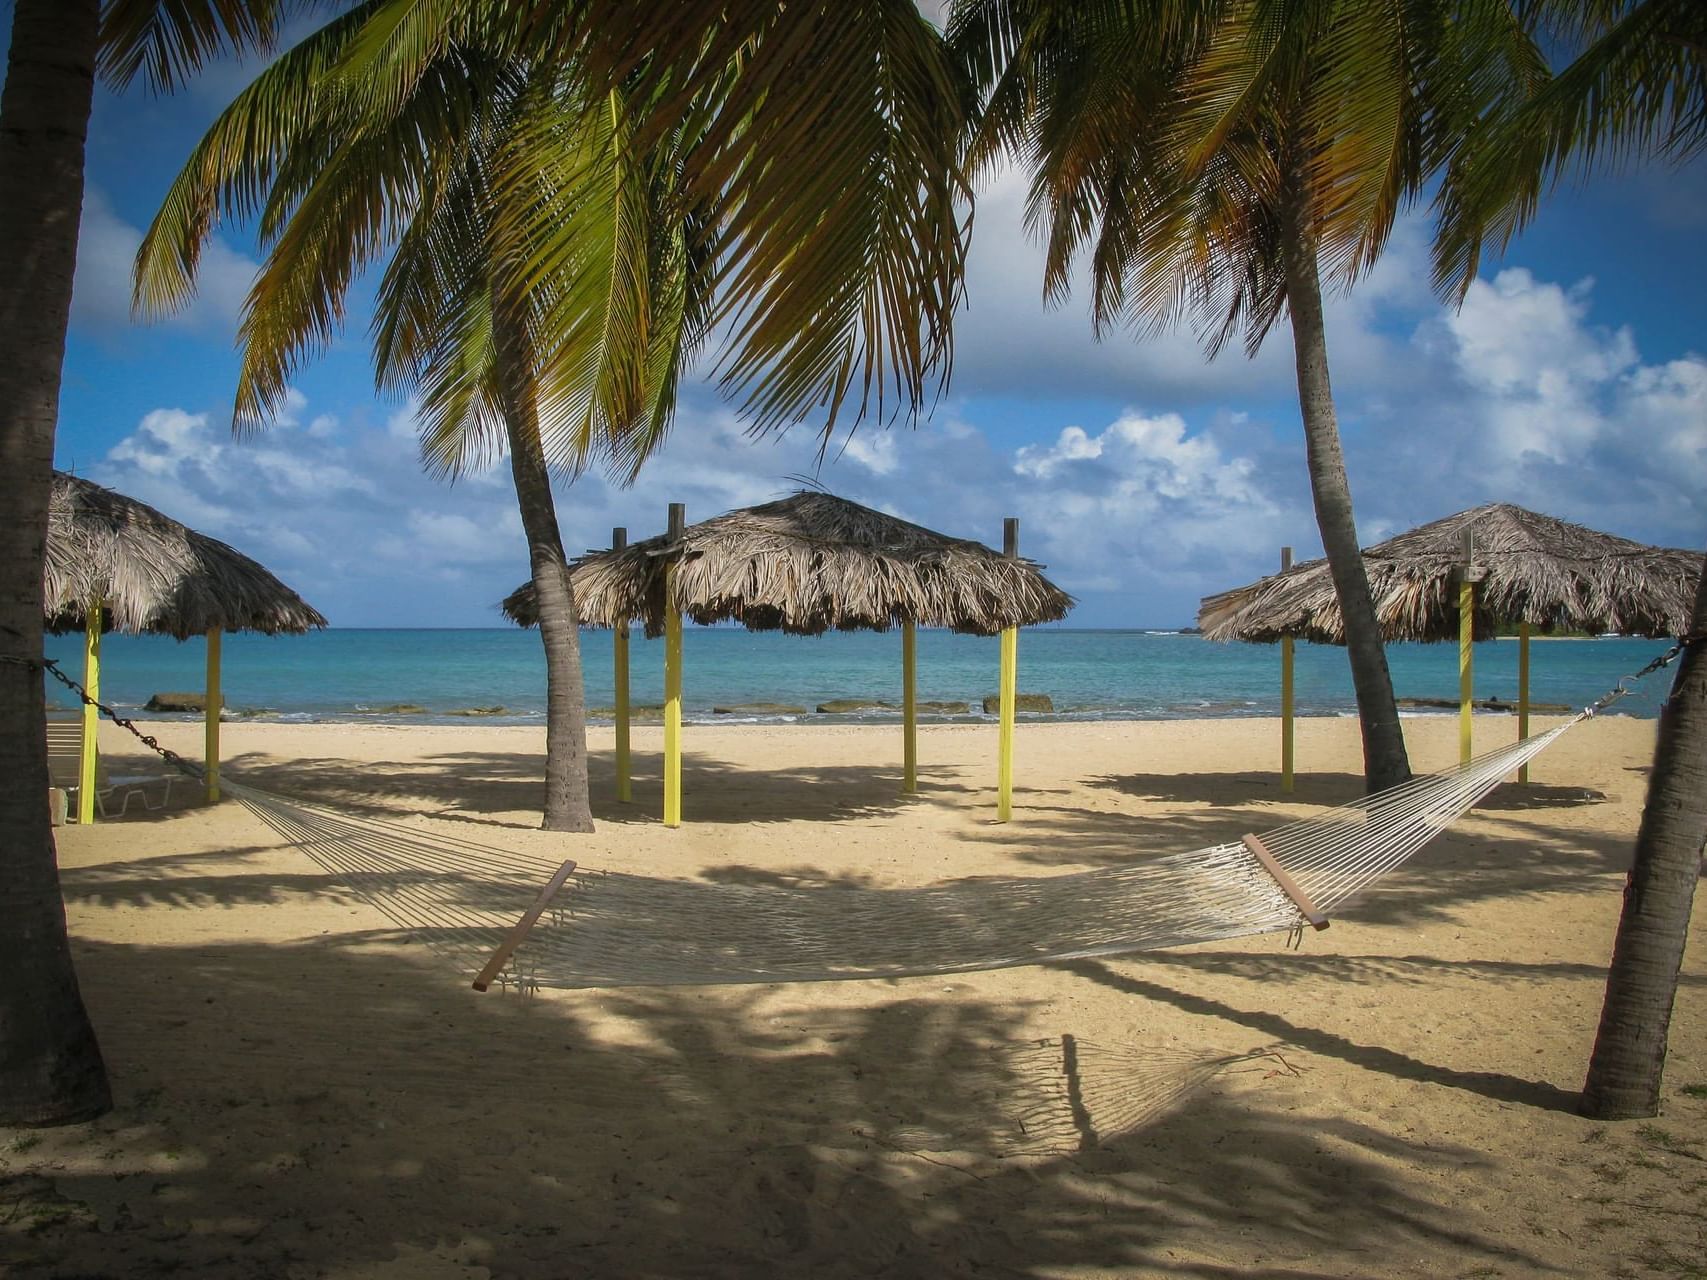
[229,718,1579,992]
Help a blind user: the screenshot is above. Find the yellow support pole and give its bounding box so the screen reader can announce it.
[1280,547,1295,793]
[996,517,1019,822]
[79,603,101,824]
[1517,621,1531,784]
[902,620,917,794]
[612,527,631,804]
[205,626,222,802]
[662,504,685,828]
[1459,528,1475,767]
[997,628,1017,821]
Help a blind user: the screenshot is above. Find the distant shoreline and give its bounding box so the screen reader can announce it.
[105,703,1613,731]
[45,629,1671,726]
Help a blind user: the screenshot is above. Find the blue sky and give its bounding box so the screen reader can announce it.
[17,12,1707,629]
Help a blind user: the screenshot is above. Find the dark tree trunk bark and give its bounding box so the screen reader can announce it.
[1275,156,1412,794]
[0,0,113,1126]
[491,319,595,834]
[1581,556,1707,1119]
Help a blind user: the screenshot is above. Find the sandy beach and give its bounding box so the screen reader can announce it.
[5,711,1704,1278]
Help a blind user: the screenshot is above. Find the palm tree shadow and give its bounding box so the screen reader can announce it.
[1054,956,1581,1113]
[17,936,1557,1279]
[1090,768,1607,813]
[1091,768,1372,810]
[212,748,965,829]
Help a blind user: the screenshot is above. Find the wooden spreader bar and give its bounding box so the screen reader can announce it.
[472,859,578,991]
[1240,834,1329,931]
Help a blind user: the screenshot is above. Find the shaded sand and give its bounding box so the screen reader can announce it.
[5,713,1705,1278]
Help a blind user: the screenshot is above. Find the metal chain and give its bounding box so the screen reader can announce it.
[1,653,205,779]
[1582,636,1693,718]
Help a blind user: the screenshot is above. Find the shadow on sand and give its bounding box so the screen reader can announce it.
[6,936,1560,1280]
[208,747,972,829]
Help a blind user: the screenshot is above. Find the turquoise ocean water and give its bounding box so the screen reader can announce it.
[42,627,1679,727]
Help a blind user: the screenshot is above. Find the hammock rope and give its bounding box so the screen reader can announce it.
[33,637,1683,996]
[218,717,1577,993]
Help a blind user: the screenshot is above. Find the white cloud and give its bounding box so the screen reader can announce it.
[835,430,901,475]
[275,387,311,426]
[950,166,1296,406]
[79,259,1705,629]
[385,400,424,441]
[949,172,1455,416]
[1338,269,1705,557]
[71,189,258,335]
[371,510,521,567]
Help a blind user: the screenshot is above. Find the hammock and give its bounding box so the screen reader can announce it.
[227,717,1580,994]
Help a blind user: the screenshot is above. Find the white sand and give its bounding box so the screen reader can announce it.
[4,712,1704,1278]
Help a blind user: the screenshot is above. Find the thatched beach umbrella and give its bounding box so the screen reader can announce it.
[1198,503,1702,782]
[504,490,1073,823]
[45,471,327,818]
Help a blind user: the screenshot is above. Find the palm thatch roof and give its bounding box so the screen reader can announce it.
[503,491,1074,637]
[1198,503,1703,644]
[45,471,328,639]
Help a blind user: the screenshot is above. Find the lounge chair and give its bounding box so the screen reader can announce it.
[45,715,180,820]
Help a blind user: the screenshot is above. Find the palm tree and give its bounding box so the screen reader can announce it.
[4,0,965,1121]
[0,0,295,1127]
[1432,0,1706,1121]
[138,26,709,831]
[947,0,1543,793]
[1581,557,1707,1118]
[137,1,969,830]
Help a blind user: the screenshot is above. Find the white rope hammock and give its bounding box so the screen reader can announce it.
[226,717,1580,993]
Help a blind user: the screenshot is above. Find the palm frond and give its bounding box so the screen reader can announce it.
[953,0,1546,355]
[1434,0,1705,299]
[132,3,390,319]
[98,0,303,93]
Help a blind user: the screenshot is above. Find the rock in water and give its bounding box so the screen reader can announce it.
[981,693,1053,714]
[145,691,222,712]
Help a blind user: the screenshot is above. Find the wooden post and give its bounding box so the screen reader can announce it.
[1280,547,1295,793]
[471,859,578,991]
[1459,527,1475,766]
[612,527,631,803]
[902,619,918,794]
[1241,833,1329,930]
[205,626,222,802]
[79,602,101,824]
[996,517,1019,822]
[663,503,685,828]
[1517,621,1531,784]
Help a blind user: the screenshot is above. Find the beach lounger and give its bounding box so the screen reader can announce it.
[45,715,179,820]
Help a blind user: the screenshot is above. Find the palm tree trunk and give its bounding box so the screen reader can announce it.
[1581,555,1707,1119]
[1276,156,1411,794]
[0,0,113,1125]
[491,327,595,833]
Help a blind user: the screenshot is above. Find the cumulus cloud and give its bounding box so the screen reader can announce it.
[950,172,1451,415]
[1347,268,1707,545]
[1008,413,1286,592]
[836,431,901,476]
[950,166,1295,406]
[84,382,1295,625]
[80,258,1704,629]
[71,189,258,335]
